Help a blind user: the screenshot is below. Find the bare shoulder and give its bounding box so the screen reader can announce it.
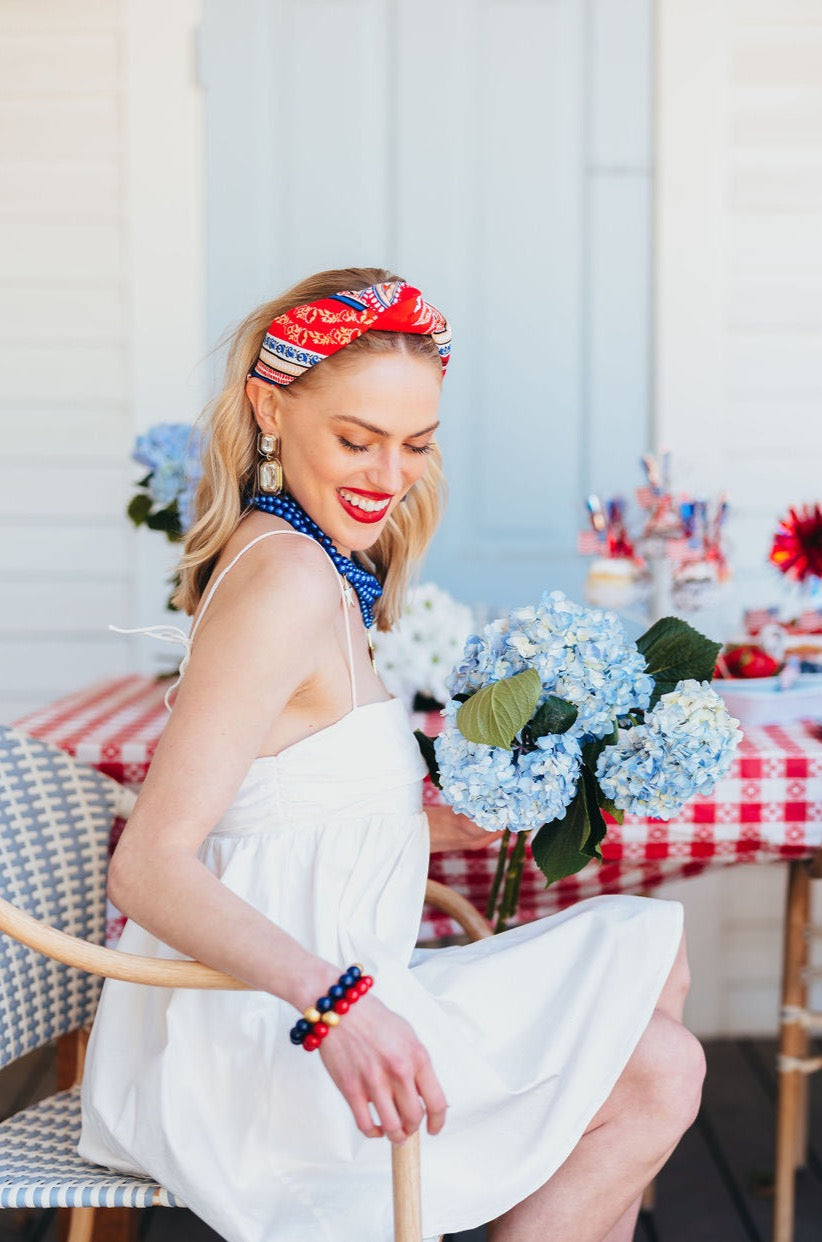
[196,518,341,640]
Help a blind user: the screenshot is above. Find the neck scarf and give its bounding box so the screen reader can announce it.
[250,492,383,628]
[249,280,451,388]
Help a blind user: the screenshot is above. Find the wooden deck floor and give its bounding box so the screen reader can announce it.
[2,1038,821,1241]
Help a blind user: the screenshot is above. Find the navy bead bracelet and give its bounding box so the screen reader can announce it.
[290,965,374,1052]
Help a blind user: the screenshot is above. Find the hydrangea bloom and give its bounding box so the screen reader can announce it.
[447,590,653,739]
[596,679,742,820]
[434,699,581,833]
[133,423,203,532]
[373,582,475,708]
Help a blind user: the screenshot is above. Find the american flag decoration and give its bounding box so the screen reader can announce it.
[578,530,605,555]
[744,607,778,636]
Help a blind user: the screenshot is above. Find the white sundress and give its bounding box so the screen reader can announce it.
[79,530,684,1242]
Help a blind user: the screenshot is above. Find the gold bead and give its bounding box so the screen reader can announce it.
[353,963,364,973]
[324,1011,340,1026]
[304,1006,321,1024]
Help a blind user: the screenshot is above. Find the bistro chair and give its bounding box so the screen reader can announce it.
[0,723,492,1242]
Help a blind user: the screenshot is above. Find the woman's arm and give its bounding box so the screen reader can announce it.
[107,535,446,1142]
[108,537,342,1007]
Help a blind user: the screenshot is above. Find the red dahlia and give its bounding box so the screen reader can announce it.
[769,503,822,582]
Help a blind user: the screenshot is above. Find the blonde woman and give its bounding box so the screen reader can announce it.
[80,268,704,1242]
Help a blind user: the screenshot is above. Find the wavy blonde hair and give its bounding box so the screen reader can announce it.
[173,267,446,630]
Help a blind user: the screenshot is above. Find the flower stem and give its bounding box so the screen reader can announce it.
[495,830,527,933]
[485,828,511,923]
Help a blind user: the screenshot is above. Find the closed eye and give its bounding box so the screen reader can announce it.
[338,436,434,456]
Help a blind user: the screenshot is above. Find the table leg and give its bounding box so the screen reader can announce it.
[772,860,810,1242]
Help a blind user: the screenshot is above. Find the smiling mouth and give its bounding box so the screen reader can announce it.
[337,488,392,514]
[336,488,393,525]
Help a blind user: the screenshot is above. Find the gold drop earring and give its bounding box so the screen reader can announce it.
[256,431,283,494]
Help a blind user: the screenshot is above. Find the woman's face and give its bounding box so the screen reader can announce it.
[248,352,442,556]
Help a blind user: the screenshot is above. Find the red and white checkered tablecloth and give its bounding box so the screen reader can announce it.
[14,676,822,941]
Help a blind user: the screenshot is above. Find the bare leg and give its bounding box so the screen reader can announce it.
[600,1197,642,1242]
[488,932,703,1242]
[599,930,692,1242]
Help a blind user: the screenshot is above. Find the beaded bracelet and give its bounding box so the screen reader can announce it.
[289,964,374,1052]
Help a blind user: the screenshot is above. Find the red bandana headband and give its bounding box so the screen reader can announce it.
[249,280,451,388]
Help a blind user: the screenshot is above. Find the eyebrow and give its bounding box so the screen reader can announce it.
[331,414,440,439]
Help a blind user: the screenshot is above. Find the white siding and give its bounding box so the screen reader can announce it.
[656,0,822,1036]
[0,0,205,723]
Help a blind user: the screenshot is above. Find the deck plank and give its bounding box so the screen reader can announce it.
[652,1109,756,1242]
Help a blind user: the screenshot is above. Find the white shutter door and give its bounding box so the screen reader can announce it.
[202,0,654,611]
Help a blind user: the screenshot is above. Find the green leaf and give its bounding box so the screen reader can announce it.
[127,493,152,526]
[413,730,442,789]
[531,764,608,885]
[530,694,578,738]
[145,505,183,539]
[580,719,618,772]
[531,814,591,886]
[456,668,541,749]
[598,794,624,826]
[637,616,722,708]
[578,764,609,860]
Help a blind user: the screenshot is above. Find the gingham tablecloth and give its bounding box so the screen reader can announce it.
[14,676,822,940]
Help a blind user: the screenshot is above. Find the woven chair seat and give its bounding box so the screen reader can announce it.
[0,1085,183,1210]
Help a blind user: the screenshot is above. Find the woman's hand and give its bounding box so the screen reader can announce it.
[426,803,505,853]
[318,995,447,1144]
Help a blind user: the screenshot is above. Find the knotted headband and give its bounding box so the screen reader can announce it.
[249,280,451,388]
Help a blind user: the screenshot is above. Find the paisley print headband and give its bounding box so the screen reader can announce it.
[249,280,451,388]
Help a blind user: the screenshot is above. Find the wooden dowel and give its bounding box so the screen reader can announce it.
[425,879,493,941]
[392,1131,422,1242]
[0,896,250,990]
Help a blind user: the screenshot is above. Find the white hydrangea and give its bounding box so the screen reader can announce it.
[372,582,475,708]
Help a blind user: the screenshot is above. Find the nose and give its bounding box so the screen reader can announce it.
[367,445,404,494]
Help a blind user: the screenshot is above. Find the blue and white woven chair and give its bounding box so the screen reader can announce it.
[0,724,491,1242]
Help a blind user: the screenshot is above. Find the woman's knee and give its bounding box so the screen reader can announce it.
[627,1012,706,1137]
[655,931,692,1021]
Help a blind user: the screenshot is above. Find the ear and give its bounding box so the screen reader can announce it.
[246,378,284,436]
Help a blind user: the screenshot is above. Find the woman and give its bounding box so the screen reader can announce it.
[80,268,704,1242]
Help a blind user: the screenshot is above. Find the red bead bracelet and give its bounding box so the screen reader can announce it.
[289,965,374,1051]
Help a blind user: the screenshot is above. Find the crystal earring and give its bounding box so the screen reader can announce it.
[256,431,283,494]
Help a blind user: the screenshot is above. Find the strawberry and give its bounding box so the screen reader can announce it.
[721,644,781,679]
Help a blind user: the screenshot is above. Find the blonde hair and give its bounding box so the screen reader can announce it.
[173,267,446,630]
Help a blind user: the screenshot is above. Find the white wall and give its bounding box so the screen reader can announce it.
[656,0,822,1036]
[0,0,205,724]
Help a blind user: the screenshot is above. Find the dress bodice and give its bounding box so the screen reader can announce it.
[209,698,428,834]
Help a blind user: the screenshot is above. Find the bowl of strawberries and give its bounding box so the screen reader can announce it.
[713,642,822,726]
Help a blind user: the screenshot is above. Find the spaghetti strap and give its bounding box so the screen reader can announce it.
[111,529,358,712]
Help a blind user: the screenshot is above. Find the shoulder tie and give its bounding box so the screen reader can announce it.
[109,624,191,712]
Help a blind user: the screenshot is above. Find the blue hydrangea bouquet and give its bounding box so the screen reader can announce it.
[415,592,742,930]
[127,423,203,542]
[126,423,203,608]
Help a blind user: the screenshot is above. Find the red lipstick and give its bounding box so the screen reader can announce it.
[336,488,393,524]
